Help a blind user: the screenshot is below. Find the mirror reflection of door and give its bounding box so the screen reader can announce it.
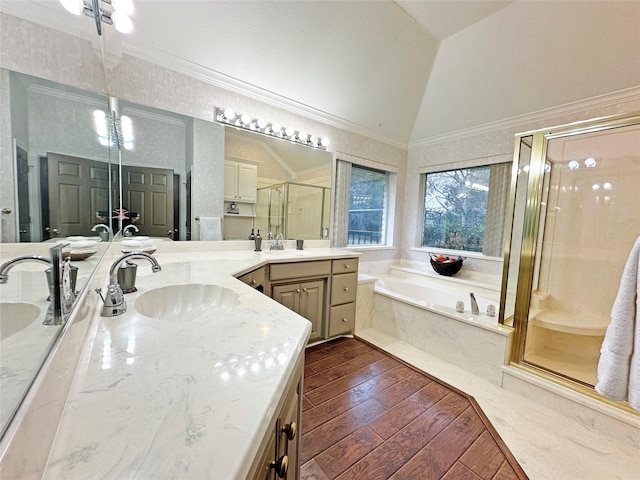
[45,153,110,239]
[121,165,175,238]
[15,144,31,242]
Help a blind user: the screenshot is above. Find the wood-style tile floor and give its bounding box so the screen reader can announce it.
[300,337,528,480]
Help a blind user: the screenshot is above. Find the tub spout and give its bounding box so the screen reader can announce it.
[470,293,479,315]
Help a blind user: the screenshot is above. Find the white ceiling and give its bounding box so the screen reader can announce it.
[3,1,639,148]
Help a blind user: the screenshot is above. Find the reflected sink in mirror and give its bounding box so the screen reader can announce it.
[135,284,240,321]
[0,303,41,340]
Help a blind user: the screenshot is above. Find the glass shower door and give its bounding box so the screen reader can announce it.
[508,114,640,389]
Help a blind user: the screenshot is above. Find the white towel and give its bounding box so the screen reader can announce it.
[199,216,222,241]
[595,236,640,410]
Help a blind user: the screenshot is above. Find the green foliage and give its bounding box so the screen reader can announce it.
[422,166,489,252]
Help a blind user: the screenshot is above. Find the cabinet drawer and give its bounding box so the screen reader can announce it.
[329,303,356,337]
[237,267,265,288]
[330,272,357,305]
[332,258,358,275]
[270,260,331,281]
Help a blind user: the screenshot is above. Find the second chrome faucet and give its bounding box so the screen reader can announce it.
[97,252,161,317]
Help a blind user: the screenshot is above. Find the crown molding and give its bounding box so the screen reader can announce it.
[122,42,408,150]
[409,86,640,149]
[28,83,106,108]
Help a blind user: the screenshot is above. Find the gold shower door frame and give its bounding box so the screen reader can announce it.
[500,112,640,408]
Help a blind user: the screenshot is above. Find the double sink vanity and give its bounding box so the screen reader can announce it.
[1,240,359,480]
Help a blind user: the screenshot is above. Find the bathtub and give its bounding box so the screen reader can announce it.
[375,276,500,329]
[364,269,512,384]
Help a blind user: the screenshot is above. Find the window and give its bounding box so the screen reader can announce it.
[348,165,388,246]
[422,163,510,256]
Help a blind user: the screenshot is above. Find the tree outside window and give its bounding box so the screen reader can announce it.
[422,166,490,252]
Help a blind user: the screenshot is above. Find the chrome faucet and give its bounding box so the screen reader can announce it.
[92,223,112,241]
[96,252,161,317]
[0,255,51,284]
[470,292,480,315]
[123,224,139,237]
[270,232,285,251]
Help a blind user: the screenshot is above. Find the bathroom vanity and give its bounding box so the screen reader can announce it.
[1,243,359,479]
[239,256,359,344]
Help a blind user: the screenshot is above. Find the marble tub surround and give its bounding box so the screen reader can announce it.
[39,247,358,479]
[358,262,509,384]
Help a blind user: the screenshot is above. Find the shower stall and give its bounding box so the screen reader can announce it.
[254,182,330,239]
[501,112,640,406]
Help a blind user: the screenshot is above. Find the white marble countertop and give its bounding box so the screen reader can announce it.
[43,247,359,479]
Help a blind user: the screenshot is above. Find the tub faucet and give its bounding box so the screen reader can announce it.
[96,252,161,317]
[0,255,51,284]
[470,292,480,315]
[123,224,139,237]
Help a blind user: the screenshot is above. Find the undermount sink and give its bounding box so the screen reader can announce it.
[0,302,41,340]
[135,284,239,321]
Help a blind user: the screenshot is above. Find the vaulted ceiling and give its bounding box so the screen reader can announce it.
[3,1,640,148]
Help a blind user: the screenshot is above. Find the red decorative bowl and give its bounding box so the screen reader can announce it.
[429,253,464,276]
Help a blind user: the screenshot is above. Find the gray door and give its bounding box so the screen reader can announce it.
[47,153,110,238]
[121,165,174,238]
[16,146,30,242]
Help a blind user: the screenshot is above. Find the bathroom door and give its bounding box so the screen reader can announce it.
[121,165,174,238]
[47,153,110,237]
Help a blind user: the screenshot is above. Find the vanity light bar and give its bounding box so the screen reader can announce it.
[215,107,329,150]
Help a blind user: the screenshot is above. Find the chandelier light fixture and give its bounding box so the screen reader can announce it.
[215,107,329,151]
[59,0,134,35]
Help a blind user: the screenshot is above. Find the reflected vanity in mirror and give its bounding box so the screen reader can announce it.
[0,69,114,438]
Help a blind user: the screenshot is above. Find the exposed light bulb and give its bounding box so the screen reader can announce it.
[584,157,596,168]
[298,131,308,142]
[60,0,83,15]
[223,109,236,121]
[592,184,600,191]
[320,137,330,147]
[285,127,295,137]
[568,160,579,170]
[309,135,318,145]
[113,0,134,16]
[271,123,282,134]
[112,11,133,33]
[603,182,612,190]
[256,118,267,129]
[240,113,252,125]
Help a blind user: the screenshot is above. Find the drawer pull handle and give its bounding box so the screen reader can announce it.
[282,421,297,440]
[302,288,308,293]
[341,317,347,322]
[296,289,301,293]
[250,279,256,285]
[343,287,349,292]
[345,264,350,269]
[271,455,289,478]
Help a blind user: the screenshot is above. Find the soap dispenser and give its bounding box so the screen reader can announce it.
[254,230,262,252]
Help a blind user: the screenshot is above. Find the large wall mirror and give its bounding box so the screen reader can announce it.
[0,65,334,437]
[0,69,114,438]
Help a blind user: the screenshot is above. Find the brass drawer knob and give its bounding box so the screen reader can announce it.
[250,279,257,285]
[282,421,297,440]
[271,455,289,478]
[343,287,349,292]
[341,317,347,323]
